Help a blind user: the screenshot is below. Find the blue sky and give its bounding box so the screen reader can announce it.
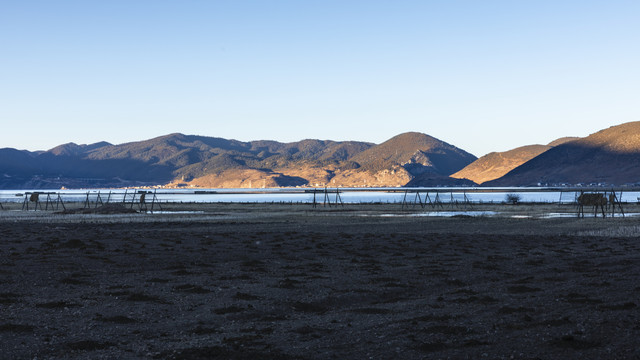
[1,1,639,156]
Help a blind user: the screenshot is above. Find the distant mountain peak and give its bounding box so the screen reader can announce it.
[0,131,478,188]
[350,131,476,176]
[48,141,112,156]
[486,121,640,186]
[22,122,640,189]
[451,144,552,184]
[547,137,579,147]
[576,121,640,153]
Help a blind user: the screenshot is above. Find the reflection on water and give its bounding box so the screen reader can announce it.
[541,213,580,218]
[369,211,499,217]
[144,211,205,215]
[541,212,640,218]
[366,211,640,219]
[2,188,640,204]
[414,211,499,217]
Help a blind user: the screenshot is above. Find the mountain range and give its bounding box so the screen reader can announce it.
[450,137,579,185]
[0,132,476,189]
[2,122,640,189]
[484,122,640,186]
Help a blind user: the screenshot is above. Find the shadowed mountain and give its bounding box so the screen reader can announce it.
[7,123,640,189]
[485,122,640,186]
[48,142,112,156]
[451,137,581,185]
[0,148,37,174]
[318,132,478,188]
[177,132,476,188]
[0,132,476,188]
[350,132,477,176]
[405,174,477,187]
[451,145,551,185]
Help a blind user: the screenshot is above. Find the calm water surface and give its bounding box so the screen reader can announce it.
[1,188,639,204]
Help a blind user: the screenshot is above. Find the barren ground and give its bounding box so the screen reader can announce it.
[1,203,639,359]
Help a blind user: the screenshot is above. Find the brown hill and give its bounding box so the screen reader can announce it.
[350,132,477,175]
[451,145,551,185]
[49,142,112,156]
[0,132,475,188]
[485,121,640,186]
[187,132,476,188]
[547,137,580,147]
[343,132,477,187]
[451,137,582,185]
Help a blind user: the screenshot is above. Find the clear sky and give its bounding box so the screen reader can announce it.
[1,1,639,157]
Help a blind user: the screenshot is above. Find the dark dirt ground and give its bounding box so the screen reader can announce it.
[1,203,640,359]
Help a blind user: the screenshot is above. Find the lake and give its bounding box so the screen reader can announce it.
[1,187,639,204]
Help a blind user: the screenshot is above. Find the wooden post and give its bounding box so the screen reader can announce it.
[414,192,423,208]
[150,191,156,213]
[312,189,317,208]
[434,192,443,209]
[323,187,331,207]
[83,192,91,209]
[608,191,614,217]
[129,189,136,209]
[425,192,433,208]
[463,191,472,209]
[610,191,624,218]
[45,193,53,211]
[575,191,581,217]
[577,191,583,218]
[56,193,66,211]
[95,191,104,208]
[150,189,162,212]
[401,190,408,210]
[29,193,42,211]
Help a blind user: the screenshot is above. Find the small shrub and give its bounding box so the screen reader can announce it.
[505,193,521,205]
